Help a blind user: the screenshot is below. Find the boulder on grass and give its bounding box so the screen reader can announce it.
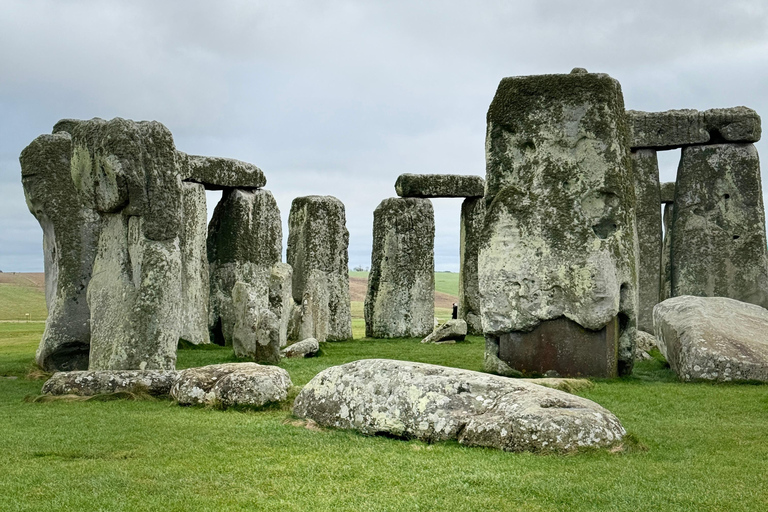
[42,370,178,396]
[293,359,625,453]
[281,338,320,358]
[654,296,768,382]
[421,319,468,344]
[171,363,292,407]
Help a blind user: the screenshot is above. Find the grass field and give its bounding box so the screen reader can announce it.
[0,273,47,321]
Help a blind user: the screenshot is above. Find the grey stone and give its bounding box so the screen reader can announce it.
[365,198,435,338]
[660,181,675,204]
[670,144,768,308]
[42,370,178,396]
[287,196,352,342]
[177,152,266,190]
[628,106,761,149]
[421,319,468,344]
[395,173,485,198]
[207,188,282,345]
[20,131,99,371]
[293,359,626,452]
[632,150,662,333]
[459,197,485,334]
[654,296,768,382]
[635,330,657,360]
[269,263,294,347]
[482,71,638,377]
[281,337,320,358]
[179,182,210,344]
[231,282,281,364]
[660,201,674,302]
[171,362,292,407]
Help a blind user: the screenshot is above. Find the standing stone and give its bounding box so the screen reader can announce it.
[231,282,281,364]
[459,197,485,334]
[207,188,282,346]
[670,144,768,308]
[660,182,675,302]
[20,129,100,371]
[632,150,662,333]
[179,182,210,344]
[287,196,352,342]
[482,71,638,377]
[365,198,435,338]
[269,263,294,347]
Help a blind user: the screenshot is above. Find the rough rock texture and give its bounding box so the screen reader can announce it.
[269,263,294,347]
[231,282,281,364]
[69,118,183,371]
[482,71,638,377]
[177,152,266,190]
[632,150,662,333]
[635,330,657,360]
[42,370,178,396]
[179,182,210,344]
[287,196,352,342]
[293,359,626,452]
[628,107,762,149]
[281,337,320,358]
[660,181,675,204]
[670,144,768,308]
[172,363,292,407]
[421,319,468,344]
[660,201,675,302]
[395,173,485,198]
[365,198,435,338]
[459,197,485,334]
[207,188,282,346]
[654,296,768,382]
[20,129,99,371]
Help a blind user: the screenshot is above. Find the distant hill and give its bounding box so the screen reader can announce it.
[0,272,47,321]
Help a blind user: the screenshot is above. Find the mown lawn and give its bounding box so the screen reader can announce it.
[1,322,767,511]
[0,284,47,321]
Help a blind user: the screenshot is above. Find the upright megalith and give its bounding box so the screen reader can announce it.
[207,188,282,346]
[481,70,638,377]
[20,128,99,371]
[670,144,768,308]
[459,197,485,334]
[365,198,435,338]
[660,182,675,302]
[632,150,662,334]
[287,196,352,342]
[179,182,210,345]
[231,282,281,363]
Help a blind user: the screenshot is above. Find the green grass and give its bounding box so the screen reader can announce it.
[349,270,460,297]
[2,322,768,511]
[0,284,47,321]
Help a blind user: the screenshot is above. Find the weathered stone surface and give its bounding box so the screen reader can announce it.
[231,282,281,364]
[207,188,282,345]
[177,152,266,190]
[482,71,638,377]
[42,370,178,396]
[628,107,761,149]
[670,144,768,308]
[365,198,435,338]
[179,182,210,344]
[654,296,768,382]
[660,201,674,302]
[459,197,485,334]
[20,130,99,371]
[395,174,485,198]
[660,181,675,204]
[281,337,319,358]
[421,319,467,344]
[171,363,292,407]
[269,263,294,347]
[632,150,662,333]
[293,359,625,452]
[635,330,657,360]
[287,196,352,342]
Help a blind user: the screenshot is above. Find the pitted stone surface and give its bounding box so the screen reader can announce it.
[293,359,626,452]
[482,71,638,376]
[660,182,675,204]
[628,107,761,149]
[178,153,266,190]
[179,182,210,344]
[395,174,485,198]
[171,363,292,407]
[459,197,485,334]
[42,370,178,396]
[281,337,320,358]
[231,281,281,364]
[670,143,768,308]
[270,263,294,347]
[654,296,768,382]
[365,198,435,338]
[421,319,467,344]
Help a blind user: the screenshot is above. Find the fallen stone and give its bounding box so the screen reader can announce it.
[519,378,594,393]
[459,197,485,334]
[421,319,467,344]
[178,153,266,190]
[281,338,320,358]
[293,359,626,452]
[654,296,768,382]
[395,173,485,198]
[42,370,178,396]
[171,363,292,407]
[179,182,210,344]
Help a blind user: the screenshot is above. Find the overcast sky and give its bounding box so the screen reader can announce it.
[1,0,767,272]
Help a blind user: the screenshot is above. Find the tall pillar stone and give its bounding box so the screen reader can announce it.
[365,198,434,338]
[179,182,210,345]
[660,182,675,302]
[632,149,662,334]
[481,70,638,377]
[287,196,352,342]
[459,197,485,334]
[670,143,768,307]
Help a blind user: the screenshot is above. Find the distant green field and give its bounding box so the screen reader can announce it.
[0,283,47,321]
[350,271,459,297]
